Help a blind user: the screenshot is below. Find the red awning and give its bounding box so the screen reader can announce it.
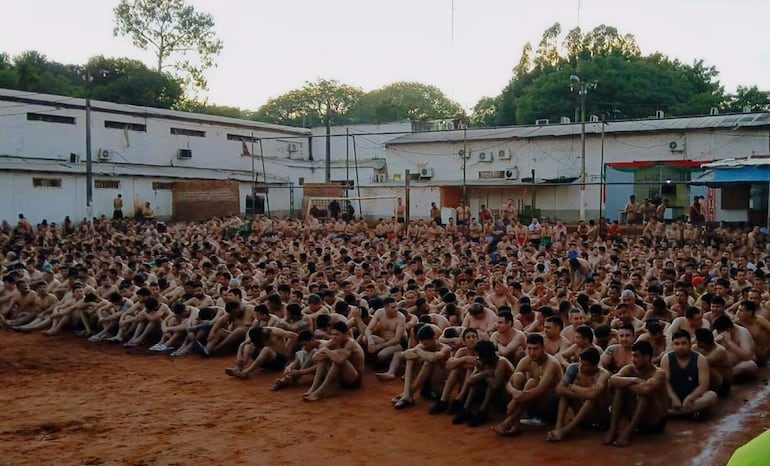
[608,160,711,171]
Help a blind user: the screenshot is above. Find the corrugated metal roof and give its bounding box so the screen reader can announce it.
[0,156,289,183]
[386,113,770,145]
[704,156,770,168]
[0,88,311,137]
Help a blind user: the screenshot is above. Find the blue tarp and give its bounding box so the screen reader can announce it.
[692,166,770,186]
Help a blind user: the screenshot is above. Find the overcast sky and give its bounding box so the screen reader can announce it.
[2,0,769,111]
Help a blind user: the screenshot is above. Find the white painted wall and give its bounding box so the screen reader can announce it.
[310,122,411,162]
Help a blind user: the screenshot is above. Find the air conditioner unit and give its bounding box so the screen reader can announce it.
[298,177,305,186]
[710,107,719,116]
[69,153,80,164]
[98,149,111,161]
[376,173,387,183]
[478,152,492,162]
[458,149,469,158]
[589,114,600,122]
[655,110,665,119]
[560,117,571,124]
[177,149,192,160]
[288,143,298,152]
[669,140,685,152]
[535,119,550,126]
[419,167,434,178]
[743,105,753,113]
[498,149,510,160]
[505,167,520,180]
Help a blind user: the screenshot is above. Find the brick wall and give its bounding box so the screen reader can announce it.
[172,180,240,221]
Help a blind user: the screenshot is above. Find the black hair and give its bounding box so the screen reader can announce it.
[526,333,544,346]
[631,340,653,357]
[579,347,601,365]
[671,329,691,342]
[576,326,594,342]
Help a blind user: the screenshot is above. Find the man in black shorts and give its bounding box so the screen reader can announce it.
[226,326,298,378]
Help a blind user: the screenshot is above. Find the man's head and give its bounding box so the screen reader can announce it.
[671,329,692,357]
[526,333,545,361]
[462,327,479,348]
[496,310,513,332]
[617,323,635,348]
[736,300,757,322]
[694,327,714,349]
[631,340,653,369]
[579,347,601,374]
[475,340,498,365]
[330,321,349,346]
[544,316,563,338]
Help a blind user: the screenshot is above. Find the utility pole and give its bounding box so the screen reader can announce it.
[405,169,411,237]
[345,127,350,199]
[462,127,467,204]
[570,75,596,222]
[84,68,93,221]
[325,103,331,183]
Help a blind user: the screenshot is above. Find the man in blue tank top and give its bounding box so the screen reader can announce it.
[661,329,718,420]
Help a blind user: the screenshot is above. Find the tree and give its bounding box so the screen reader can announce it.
[470,96,499,127]
[349,81,464,124]
[85,56,183,108]
[723,85,770,112]
[113,0,223,90]
[491,23,723,125]
[254,79,364,127]
[176,99,252,118]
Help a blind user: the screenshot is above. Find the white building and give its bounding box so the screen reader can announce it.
[0,88,314,223]
[382,113,770,223]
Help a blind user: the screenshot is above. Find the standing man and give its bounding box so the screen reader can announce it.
[456,201,471,228]
[113,194,124,220]
[661,329,718,419]
[394,197,406,238]
[430,202,442,226]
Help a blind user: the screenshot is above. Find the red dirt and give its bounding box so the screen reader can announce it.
[1,332,768,466]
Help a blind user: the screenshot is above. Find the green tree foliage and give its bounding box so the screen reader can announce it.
[113,0,223,90]
[175,99,252,119]
[723,85,770,113]
[480,23,727,126]
[254,79,364,127]
[0,50,184,109]
[349,81,464,123]
[470,96,499,127]
[86,56,183,108]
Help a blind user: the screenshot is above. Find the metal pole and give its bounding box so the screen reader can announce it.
[325,104,331,182]
[250,132,256,216]
[766,180,770,231]
[345,128,350,188]
[352,134,363,217]
[405,169,411,237]
[462,127,467,204]
[258,139,271,220]
[85,69,93,220]
[579,85,586,221]
[599,119,605,232]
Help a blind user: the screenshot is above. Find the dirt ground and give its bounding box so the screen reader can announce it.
[1,332,768,466]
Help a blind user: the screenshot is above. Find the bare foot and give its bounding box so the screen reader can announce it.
[375,372,397,382]
[546,429,564,442]
[614,433,631,447]
[603,433,617,446]
[492,423,519,437]
[304,392,321,402]
[225,367,241,377]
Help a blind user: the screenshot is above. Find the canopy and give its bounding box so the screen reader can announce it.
[608,160,708,172]
[691,166,770,186]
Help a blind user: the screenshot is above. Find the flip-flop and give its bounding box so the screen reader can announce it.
[394,398,414,410]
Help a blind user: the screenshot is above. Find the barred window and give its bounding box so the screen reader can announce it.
[27,113,75,125]
[152,182,173,190]
[32,177,62,188]
[95,180,120,189]
[170,127,205,137]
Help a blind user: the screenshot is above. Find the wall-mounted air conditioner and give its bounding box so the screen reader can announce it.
[478,152,492,162]
[505,167,520,180]
[419,168,434,178]
[177,149,192,160]
[98,149,111,161]
[458,149,469,158]
[498,149,510,160]
[669,141,685,152]
[376,173,387,183]
[288,143,298,152]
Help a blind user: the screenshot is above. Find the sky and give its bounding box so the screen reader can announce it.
[2,0,769,111]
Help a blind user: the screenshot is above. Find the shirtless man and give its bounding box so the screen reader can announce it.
[4,280,41,327]
[226,326,298,378]
[712,315,759,379]
[365,298,406,364]
[270,330,320,391]
[462,303,498,335]
[661,330,718,419]
[430,327,479,415]
[202,301,256,356]
[392,325,451,410]
[557,326,603,368]
[601,324,635,373]
[735,300,770,366]
[123,297,171,347]
[665,306,710,340]
[546,348,610,442]
[303,321,365,401]
[450,340,515,427]
[12,281,60,332]
[693,328,733,398]
[490,311,526,363]
[493,334,564,436]
[605,341,668,447]
[543,316,570,356]
[149,303,191,352]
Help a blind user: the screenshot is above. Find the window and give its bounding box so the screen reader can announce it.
[152,182,173,190]
[27,113,75,125]
[95,180,120,189]
[32,177,62,188]
[170,127,205,137]
[105,121,146,132]
[721,184,749,210]
[227,133,259,143]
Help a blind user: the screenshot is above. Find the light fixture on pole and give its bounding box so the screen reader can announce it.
[569,74,596,222]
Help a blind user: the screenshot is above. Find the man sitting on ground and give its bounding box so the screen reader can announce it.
[693,328,733,399]
[225,325,298,378]
[605,341,668,447]
[661,329,718,419]
[546,348,610,442]
[303,321,365,401]
[392,325,451,410]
